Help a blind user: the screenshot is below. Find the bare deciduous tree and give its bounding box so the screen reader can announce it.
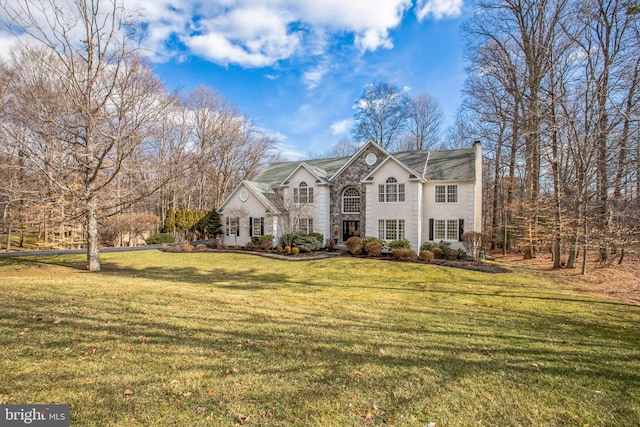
[1,0,168,271]
[352,82,412,150]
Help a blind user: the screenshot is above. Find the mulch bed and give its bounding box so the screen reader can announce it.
[190,247,511,273]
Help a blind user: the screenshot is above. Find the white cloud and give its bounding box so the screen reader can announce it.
[183,6,301,67]
[303,70,324,89]
[0,31,19,60]
[3,0,460,68]
[122,0,419,67]
[330,119,355,135]
[415,0,464,21]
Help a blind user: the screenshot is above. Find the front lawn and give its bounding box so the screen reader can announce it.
[1,252,638,426]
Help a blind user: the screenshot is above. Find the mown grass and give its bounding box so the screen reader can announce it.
[1,251,639,426]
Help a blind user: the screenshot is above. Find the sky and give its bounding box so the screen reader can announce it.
[1,0,472,160]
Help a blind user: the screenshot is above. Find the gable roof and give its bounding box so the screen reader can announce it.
[251,156,348,187]
[218,143,478,212]
[362,153,425,183]
[421,148,476,181]
[328,141,390,182]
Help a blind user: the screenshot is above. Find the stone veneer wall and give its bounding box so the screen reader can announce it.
[329,145,387,242]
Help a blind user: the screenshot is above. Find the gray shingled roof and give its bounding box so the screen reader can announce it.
[252,156,349,186]
[424,148,476,181]
[253,147,476,188]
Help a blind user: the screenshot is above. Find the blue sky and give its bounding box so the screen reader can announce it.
[1,0,471,159]
[143,0,471,159]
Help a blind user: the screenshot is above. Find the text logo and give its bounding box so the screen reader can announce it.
[1,405,69,427]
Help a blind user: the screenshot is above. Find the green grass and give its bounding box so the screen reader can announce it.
[1,251,639,426]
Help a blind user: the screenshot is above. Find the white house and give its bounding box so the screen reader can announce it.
[217,141,482,250]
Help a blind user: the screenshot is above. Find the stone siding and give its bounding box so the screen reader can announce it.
[329,145,386,242]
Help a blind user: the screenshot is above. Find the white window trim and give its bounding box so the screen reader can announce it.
[293,182,314,204]
[434,219,459,241]
[435,184,458,204]
[250,217,264,236]
[342,187,360,214]
[378,177,406,203]
[378,219,406,241]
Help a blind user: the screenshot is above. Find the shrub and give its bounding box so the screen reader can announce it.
[294,233,323,252]
[345,236,363,255]
[389,238,412,249]
[284,246,291,254]
[437,240,452,253]
[279,233,296,248]
[291,247,300,255]
[392,248,417,261]
[421,242,435,251]
[146,233,175,245]
[276,245,283,253]
[431,247,444,258]
[258,235,274,250]
[164,243,181,252]
[419,249,435,261]
[326,239,335,252]
[445,248,458,260]
[306,232,324,245]
[247,238,258,250]
[364,242,383,257]
[181,244,194,252]
[195,244,207,251]
[362,236,388,251]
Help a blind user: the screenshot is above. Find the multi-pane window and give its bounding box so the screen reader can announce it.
[293,182,314,203]
[434,219,459,240]
[226,217,239,236]
[378,177,405,203]
[342,187,360,214]
[250,217,264,236]
[297,218,314,234]
[435,184,458,203]
[378,219,406,240]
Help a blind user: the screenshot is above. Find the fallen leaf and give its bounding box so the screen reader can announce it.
[123,389,133,396]
[206,390,217,398]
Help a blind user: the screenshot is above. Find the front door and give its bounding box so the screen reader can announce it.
[342,220,360,241]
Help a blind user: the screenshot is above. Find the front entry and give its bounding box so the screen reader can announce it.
[342,220,360,241]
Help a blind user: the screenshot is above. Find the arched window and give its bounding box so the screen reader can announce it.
[378,177,405,203]
[293,181,313,203]
[342,187,360,214]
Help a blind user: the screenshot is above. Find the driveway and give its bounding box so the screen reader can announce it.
[0,244,164,258]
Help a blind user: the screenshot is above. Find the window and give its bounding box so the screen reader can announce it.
[250,217,264,236]
[435,184,458,203]
[434,219,459,240]
[293,182,314,203]
[378,177,405,203]
[342,187,360,214]
[297,218,314,234]
[226,217,239,236]
[378,219,406,240]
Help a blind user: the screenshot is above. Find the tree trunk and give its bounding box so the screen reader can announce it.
[5,221,11,253]
[86,197,101,272]
[491,128,505,250]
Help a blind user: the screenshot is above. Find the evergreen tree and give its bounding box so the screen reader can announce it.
[164,206,176,234]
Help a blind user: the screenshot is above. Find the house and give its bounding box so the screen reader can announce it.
[217,140,482,251]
